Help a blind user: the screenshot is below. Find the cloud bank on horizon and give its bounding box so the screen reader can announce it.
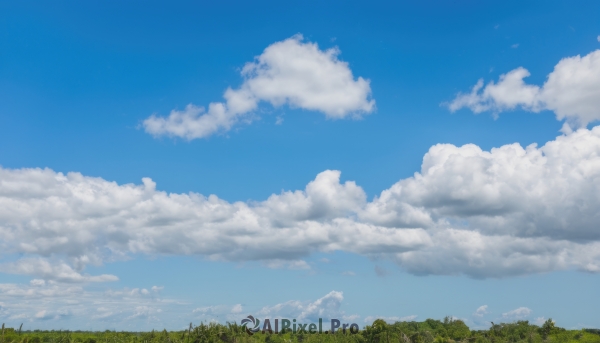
[0,286,413,329]
[0,280,539,330]
[0,282,349,328]
[142,34,375,140]
[0,282,166,325]
[2,125,600,283]
[448,49,600,132]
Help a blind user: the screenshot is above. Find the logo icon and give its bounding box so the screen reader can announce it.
[241,315,261,335]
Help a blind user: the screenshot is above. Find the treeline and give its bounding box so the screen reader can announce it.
[1,317,599,343]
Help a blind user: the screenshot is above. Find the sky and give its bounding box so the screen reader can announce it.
[1,0,600,331]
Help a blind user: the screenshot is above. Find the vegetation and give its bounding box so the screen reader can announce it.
[1,318,599,343]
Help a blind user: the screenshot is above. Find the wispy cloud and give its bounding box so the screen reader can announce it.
[0,258,117,284]
[364,315,417,324]
[502,307,532,320]
[0,282,170,329]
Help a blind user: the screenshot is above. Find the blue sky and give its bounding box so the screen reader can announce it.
[1,0,600,331]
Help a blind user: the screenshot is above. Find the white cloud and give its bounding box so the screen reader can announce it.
[502,307,532,320]
[3,127,600,278]
[0,281,171,329]
[190,303,247,323]
[35,310,49,319]
[263,259,311,270]
[256,290,344,322]
[192,305,224,314]
[127,306,162,320]
[191,304,243,323]
[30,279,46,287]
[143,104,235,141]
[377,127,600,277]
[192,291,346,328]
[474,305,489,317]
[186,291,359,329]
[143,34,374,140]
[364,315,417,324]
[448,49,600,129]
[0,258,118,283]
[0,168,428,279]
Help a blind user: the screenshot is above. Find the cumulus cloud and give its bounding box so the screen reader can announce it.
[502,307,532,320]
[256,290,346,322]
[2,127,600,279]
[34,310,51,320]
[474,305,489,317]
[0,168,428,280]
[188,291,351,325]
[448,49,600,130]
[143,34,374,140]
[364,315,417,324]
[376,126,600,277]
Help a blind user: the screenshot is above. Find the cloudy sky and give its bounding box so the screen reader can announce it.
[1,0,600,331]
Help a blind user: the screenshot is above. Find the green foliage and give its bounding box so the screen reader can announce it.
[0,319,598,343]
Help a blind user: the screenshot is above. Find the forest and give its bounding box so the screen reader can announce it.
[1,317,599,343]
